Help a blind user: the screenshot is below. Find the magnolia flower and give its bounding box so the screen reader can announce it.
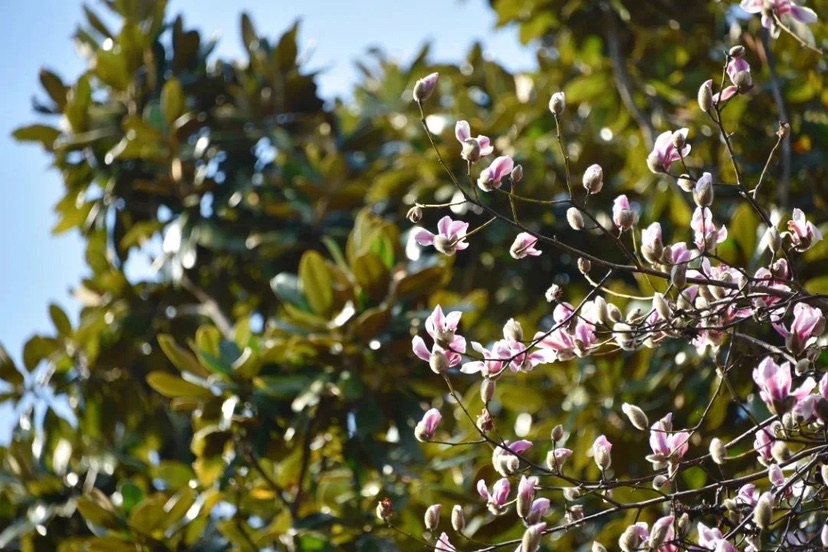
[739,0,818,34]
[510,232,542,259]
[691,207,727,251]
[477,477,511,514]
[647,129,690,173]
[647,413,690,467]
[492,440,533,476]
[754,425,778,466]
[592,435,613,470]
[413,72,439,103]
[612,195,634,231]
[414,408,442,441]
[736,483,760,507]
[455,120,493,163]
[786,208,823,251]
[774,302,825,355]
[460,340,510,378]
[526,497,550,525]
[477,155,514,191]
[641,222,663,264]
[435,532,456,551]
[697,523,738,552]
[700,78,738,106]
[414,216,470,256]
[752,357,816,414]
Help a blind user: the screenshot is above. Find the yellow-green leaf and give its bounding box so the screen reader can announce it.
[299,250,334,315]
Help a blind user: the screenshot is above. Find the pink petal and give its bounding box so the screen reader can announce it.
[413,228,435,246]
[455,120,470,143]
[412,336,431,361]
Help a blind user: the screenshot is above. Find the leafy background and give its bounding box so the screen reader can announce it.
[1,0,826,549]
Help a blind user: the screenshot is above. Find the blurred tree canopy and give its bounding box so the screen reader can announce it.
[2,0,826,549]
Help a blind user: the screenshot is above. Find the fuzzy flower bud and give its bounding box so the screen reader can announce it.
[511,164,524,184]
[592,543,608,552]
[477,409,494,432]
[754,493,773,529]
[677,173,695,192]
[709,438,727,465]
[672,130,686,150]
[549,92,566,115]
[621,403,649,430]
[424,504,441,532]
[429,350,449,374]
[566,207,585,230]
[729,45,745,58]
[461,139,482,163]
[407,206,423,223]
[612,195,635,231]
[582,164,604,194]
[551,424,564,441]
[413,72,439,103]
[481,378,496,403]
[652,474,669,490]
[733,70,752,93]
[653,292,672,320]
[671,264,687,289]
[516,476,536,519]
[592,435,613,471]
[563,487,581,501]
[619,525,642,552]
[521,523,546,552]
[697,80,713,112]
[578,257,592,275]
[504,318,524,342]
[693,172,714,207]
[451,505,465,532]
[649,516,673,549]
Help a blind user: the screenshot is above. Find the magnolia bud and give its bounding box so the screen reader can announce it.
[729,45,745,58]
[693,173,714,207]
[496,453,520,476]
[821,464,828,485]
[481,378,496,403]
[710,438,727,465]
[424,504,441,532]
[593,296,609,325]
[646,152,663,174]
[592,542,608,552]
[733,70,753,93]
[377,498,393,521]
[521,523,545,552]
[566,207,585,230]
[771,440,790,463]
[563,487,581,501]
[649,519,671,548]
[677,174,695,192]
[582,164,604,194]
[504,318,524,342]
[595,444,612,471]
[697,81,713,112]
[619,525,641,552]
[407,206,423,223]
[795,358,810,376]
[677,513,690,534]
[451,505,465,532]
[671,264,687,289]
[653,293,672,320]
[621,403,649,431]
[511,164,524,183]
[566,504,584,522]
[429,350,449,374]
[413,72,439,103]
[578,257,592,274]
[551,424,564,441]
[461,138,482,163]
[549,92,566,115]
[671,130,686,150]
[607,303,623,323]
[765,226,781,253]
[754,494,773,530]
[477,409,493,432]
[652,474,669,490]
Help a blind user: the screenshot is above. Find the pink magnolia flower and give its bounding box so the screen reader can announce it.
[424,305,466,353]
[412,336,462,371]
[435,532,455,551]
[492,440,533,476]
[477,155,515,192]
[477,477,510,513]
[414,216,470,256]
[697,523,738,552]
[510,232,542,259]
[736,483,760,507]
[641,222,664,264]
[774,302,825,355]
[460,340,510,378]
[649,515,677,551]
[548,447,573,470]
[691,207,727,251]
[740,0,818,32]
[754,425,778,466]
[648,129,690,173]
[414,408,442,441]
[455,120,493,163]
[526,497,550,524]
[727,56,750,83]
[786,208,823,251]
[700,78,738,107]
[647,413,691,466]
[517,475,536,508]
[592,435,613,470]
[612,195,634,230]
[505,339,555,372]
[752,357,816,413]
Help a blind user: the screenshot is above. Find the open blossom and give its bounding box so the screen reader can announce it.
[414,216,469,256]
[455,120,493,163]
[414,408,442,441]
[510,232,542,259]
[647,129,690,173]
[691,207,727,251]
[697,523,738,552]
[774,302,825,355]
[752,357,815,414]
[424,305,466,353]
[477,155,514,191]
[460,340,510,378]
[739,0,818,32]
[786,208,823,251]
[492,439,533,476]
[647,413,690,467]
[477,477,510,514]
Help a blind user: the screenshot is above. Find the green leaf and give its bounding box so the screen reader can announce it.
[157,334,211,378]
[128,495,169,535]
[12,125,61,149]
[240,13,258,52]
[146,371,212,399]
[94,49,130,90]
[38,69,67,109]
[0,345,23,387]
[352,253,390,302]
[76,490,122,530]
[161,78,185,126]
[49,303,72,337]
[299,250,334,315]
[23,336,58,371]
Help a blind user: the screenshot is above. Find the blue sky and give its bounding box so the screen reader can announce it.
[0,0,535,366]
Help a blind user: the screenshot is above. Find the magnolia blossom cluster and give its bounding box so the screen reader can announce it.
[398,31,828,548]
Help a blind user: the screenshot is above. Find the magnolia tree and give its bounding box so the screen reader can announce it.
[382,2,828,551]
